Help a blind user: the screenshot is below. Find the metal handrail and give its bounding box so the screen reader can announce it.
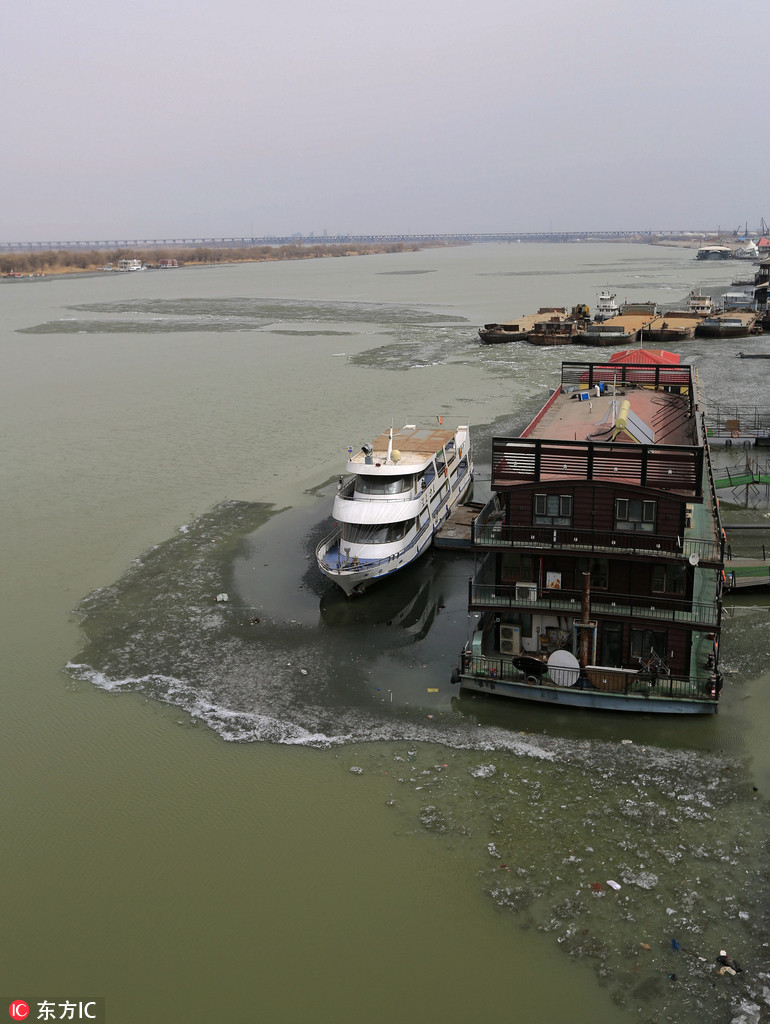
[468,581,721,627]
[459,653,717,701]
[471,519,723,564]
[317,467,469,571]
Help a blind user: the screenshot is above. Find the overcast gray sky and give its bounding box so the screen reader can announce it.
[1,0,766,240]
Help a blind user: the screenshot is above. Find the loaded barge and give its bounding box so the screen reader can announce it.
[455,357,725,713]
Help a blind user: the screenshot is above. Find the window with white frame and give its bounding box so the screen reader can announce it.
[614,497,656,532]
[534,493,573,526]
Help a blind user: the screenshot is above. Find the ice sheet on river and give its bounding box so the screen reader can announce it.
[67,500,770,1024]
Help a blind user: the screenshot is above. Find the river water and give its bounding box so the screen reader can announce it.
[2,244,769,1023]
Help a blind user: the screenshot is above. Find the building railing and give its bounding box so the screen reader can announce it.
[560,361,695,402]
[491,436,703,497]
[471,514,723,565]
[468,581,721,628]
[459,653,718,702]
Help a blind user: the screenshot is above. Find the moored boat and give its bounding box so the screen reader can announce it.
[594,290,620,321]
[455,354,725,713]
[643,314,700,343]
[316,423,473,596]
[528,317,583,346]
[695,310,760,338]
[478,308,568,344]
[685,291,716,316]
[581,313,656,346]
[696,245,732,260]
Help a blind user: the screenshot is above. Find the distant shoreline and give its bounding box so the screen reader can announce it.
[0,235,729,279]
[0,241,426,278]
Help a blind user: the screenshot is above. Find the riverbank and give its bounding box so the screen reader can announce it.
[0,241,424,277]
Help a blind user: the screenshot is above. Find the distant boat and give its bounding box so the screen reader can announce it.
[696,311,760,338]
[528,320,580,346]
[685,291,716,316]
[582,313,656,347]
[696,245,732,260]
[594,290,620,322]
[116,258,145,272]
[734,240,759,260]
[721,287,754,310]
[478,308,569,344]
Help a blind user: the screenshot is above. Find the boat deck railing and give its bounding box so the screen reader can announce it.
[468,581,721,628]
[316,517,434,571]
[459,653,718,703]
[316,461,471,571]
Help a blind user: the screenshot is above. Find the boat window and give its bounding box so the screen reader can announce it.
[534,493,573,526]
[614,498,656,532]
[355,475,414,495]
[340,518,415,544]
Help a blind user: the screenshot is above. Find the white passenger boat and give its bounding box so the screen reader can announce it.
[316,423,473,596]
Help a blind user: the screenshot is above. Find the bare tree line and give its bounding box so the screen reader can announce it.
[1,241,420,276]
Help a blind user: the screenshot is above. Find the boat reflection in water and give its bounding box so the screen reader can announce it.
[320,568,440,641]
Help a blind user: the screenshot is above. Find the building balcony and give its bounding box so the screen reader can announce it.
[471,511,723,567]
[468,581,721,629]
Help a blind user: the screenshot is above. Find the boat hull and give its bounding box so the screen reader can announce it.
[457,671,718,714]
[319,476,473,596]
[479,327,532,344]
[582,330,638,347]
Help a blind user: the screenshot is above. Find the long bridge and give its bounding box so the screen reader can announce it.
[0,230,710,252]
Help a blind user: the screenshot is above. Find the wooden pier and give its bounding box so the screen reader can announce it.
[724,558,770,590]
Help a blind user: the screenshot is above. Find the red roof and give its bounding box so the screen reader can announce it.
[608,348,680,365]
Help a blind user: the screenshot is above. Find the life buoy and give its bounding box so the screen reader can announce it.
[731,430,740,438]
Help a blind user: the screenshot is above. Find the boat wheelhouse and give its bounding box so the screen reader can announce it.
[456,358,725,713]
[685,292,716,316]
[317,423,473,596]
[594,290,620,321]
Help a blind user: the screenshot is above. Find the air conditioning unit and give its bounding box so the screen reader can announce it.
[515,582,538,603]
[499,624,521,656]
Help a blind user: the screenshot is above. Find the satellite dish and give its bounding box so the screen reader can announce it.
[547,649,580,687]
[689,553,700,566]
